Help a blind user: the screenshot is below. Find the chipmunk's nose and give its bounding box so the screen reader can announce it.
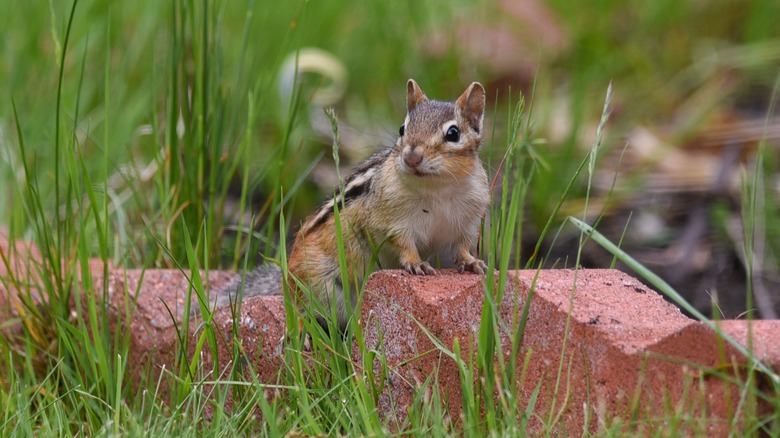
[403,149,423,168]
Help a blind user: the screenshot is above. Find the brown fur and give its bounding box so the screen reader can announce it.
[287,79,490,329]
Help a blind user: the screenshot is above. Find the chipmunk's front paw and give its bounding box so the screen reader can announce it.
[458,259,487,275]
[403,261,437,275]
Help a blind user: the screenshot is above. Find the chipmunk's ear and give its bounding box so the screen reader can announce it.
[456,82,486,133]
[406,79,427,113]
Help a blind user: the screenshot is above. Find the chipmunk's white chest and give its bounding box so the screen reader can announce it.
[395,177,488,256]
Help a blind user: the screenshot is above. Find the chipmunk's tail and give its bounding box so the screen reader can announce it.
[196,264,283,314]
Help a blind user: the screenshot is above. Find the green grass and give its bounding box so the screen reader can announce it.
[2,0,780,436]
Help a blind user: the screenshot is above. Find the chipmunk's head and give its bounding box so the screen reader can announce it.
[395,79,485,179]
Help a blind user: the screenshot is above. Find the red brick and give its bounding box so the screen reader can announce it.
[2,227,778,435]
[360,269,780,435]
[105,269,286,400]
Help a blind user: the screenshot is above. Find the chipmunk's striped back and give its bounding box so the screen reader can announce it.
[302,148,391,235]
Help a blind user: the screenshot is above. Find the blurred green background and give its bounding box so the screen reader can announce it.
[2,0,780,318]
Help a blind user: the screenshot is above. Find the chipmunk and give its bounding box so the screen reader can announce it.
[208,79,490,330]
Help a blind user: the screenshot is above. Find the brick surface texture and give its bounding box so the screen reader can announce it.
[2,231,779,434]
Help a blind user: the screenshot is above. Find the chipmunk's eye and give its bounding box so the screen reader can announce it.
[444,125,460,142]
[399,125,405,136]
